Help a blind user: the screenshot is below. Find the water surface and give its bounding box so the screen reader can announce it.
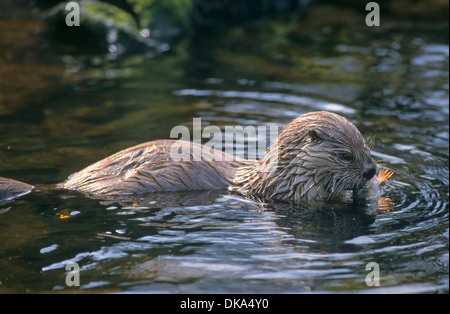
[0,3,448,293]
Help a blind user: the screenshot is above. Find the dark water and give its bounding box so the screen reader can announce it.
[0,3,448,293]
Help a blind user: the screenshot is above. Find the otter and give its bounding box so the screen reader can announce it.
[0,111,380,204]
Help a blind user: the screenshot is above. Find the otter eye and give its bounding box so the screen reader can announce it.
[338,152,352,161]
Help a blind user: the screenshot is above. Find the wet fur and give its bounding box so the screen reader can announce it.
[1,111,377,203]
[0,177,34,202]
[62,140,251,196]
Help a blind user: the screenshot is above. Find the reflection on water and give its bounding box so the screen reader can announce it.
[0,3,448,293]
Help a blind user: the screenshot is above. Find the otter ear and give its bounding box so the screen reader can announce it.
[308,129,321,142]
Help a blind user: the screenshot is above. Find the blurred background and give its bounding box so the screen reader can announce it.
[0,0,448,293]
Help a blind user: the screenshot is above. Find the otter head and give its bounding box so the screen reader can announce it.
[292,111,377,201]
[233,111,377,202]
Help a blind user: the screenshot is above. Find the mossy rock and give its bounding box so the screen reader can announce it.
[44,1,169,56]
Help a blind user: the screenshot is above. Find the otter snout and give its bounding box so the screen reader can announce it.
[363,163,376,180]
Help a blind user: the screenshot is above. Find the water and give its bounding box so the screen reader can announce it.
[0,3,448,293]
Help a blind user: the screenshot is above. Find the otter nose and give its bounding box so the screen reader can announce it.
[363,163,376,180]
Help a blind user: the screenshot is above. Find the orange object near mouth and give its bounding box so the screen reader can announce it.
[376,170,394,211]
[377,169,394,184]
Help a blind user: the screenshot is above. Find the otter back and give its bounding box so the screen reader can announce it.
[62,140,252,196]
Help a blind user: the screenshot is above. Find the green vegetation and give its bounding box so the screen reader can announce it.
[128,0,193,28]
